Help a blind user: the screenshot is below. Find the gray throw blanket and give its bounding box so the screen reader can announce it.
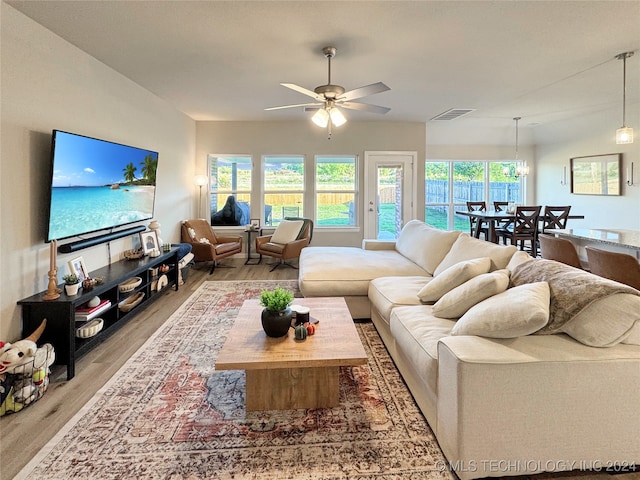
[510,259,639,334]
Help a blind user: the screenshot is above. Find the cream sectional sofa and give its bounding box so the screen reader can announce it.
[298,220,640,479]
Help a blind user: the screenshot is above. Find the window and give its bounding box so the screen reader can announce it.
[425,160,523,231]
[263,155,304,225]
[207,155,252,225]
[315,155,357,227]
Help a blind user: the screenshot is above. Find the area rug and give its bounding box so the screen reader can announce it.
[17,280,453,480]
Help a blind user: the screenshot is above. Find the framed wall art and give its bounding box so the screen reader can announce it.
[570,153,621,195]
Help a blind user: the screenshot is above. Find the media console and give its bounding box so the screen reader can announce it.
[18,247,179,380]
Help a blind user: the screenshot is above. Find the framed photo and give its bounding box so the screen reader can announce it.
[140,231,159,254]
[68,256,88,282]
[570,153,621,195]
[250,218,260,229]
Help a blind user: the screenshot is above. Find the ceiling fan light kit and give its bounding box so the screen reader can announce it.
[266,46,390,139]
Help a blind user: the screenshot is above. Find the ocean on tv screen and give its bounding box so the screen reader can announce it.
[48,185,155,240]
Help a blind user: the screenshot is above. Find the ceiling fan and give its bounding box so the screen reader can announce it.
[265,46,390,136]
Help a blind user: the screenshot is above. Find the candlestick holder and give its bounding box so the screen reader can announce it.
[43,268,61,301]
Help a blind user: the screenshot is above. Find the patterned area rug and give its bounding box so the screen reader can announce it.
[17,280,453,479]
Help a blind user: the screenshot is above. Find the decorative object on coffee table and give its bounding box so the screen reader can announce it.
[259,286,293,337]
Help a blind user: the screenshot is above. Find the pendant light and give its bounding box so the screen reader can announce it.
[503,117,529,178]
[615,51,634,144]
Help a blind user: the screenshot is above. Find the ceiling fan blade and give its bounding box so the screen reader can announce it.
[265,102,322,111]
[340,101,390,114]
[339,82,390,102]
[281,83,320,99]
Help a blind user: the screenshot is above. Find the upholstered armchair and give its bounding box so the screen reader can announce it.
[180,219,242,274]
[255,218,313,271]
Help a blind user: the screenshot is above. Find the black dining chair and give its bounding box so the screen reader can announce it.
[495,205,542,257]
[493,201,513,242]
[541,206,571,233]
[465,201,488,240]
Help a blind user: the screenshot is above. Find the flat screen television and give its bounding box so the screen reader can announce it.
[46,130,159,242]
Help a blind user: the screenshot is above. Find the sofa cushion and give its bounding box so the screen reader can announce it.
[369,276,429,321]
[561,293,640,347]
[416,257,492,303]
[433,233,517,276]
[298,247,428,298]
[623,320,640,345]
[270,219,304,244]
[433,269,510,319]
[390,306,456,396]
[451,281,550,338]
[395,220,461,275]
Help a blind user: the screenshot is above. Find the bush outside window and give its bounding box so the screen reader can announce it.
[263,155,304,225]
[315,155,357,227]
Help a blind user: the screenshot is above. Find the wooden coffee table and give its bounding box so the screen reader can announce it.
[215,297,368,411]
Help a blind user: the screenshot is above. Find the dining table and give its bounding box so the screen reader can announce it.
[455,210,585,244]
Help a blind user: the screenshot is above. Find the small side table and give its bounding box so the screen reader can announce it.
[244,229,261,265]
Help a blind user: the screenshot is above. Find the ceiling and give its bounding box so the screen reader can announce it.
[7,0,640,131]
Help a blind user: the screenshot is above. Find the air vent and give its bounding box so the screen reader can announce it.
[430,109,475,121]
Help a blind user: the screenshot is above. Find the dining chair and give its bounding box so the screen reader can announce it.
[465,201,488,239]
[495,205,542,257]
[585,246,640,290]
[538,233,583,268]
[541,206,571,233]
[493,201,513,242]
[493,201,509,212]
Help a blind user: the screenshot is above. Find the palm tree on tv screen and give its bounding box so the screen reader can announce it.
[141,154,157,184]
[123,163,137,183]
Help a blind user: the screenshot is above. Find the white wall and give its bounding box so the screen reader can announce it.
[534,107,640,230]
[196,121,426,247]
[0,4,196,342]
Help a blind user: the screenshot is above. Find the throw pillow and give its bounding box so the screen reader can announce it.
[560,293,640,347]
[451,282,550,338]
[416,257,492,303]
[188,227,197,240]
[270,220,304,245]
[432,269,510,319]
[506,250,534,272]
[395,220,461,275]
[433,233,517,276]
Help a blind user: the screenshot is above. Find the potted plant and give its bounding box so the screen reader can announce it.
[63,273,80,296]
[259,286,294,337]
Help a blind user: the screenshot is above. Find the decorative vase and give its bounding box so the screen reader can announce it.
[65,283,80,296]
[261,307,292,337]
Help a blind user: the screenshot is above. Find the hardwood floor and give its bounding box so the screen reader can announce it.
[0,257,297,479]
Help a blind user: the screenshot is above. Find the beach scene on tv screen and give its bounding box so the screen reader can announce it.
[48,132,158,241]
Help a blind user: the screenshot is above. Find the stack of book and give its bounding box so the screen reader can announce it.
[75,298,111,322]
